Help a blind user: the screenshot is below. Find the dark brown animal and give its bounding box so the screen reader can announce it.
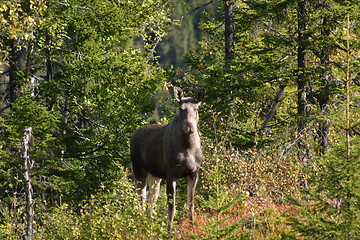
[130,86,205,230]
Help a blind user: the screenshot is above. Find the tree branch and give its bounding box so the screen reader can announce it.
[260,85,286,132]
[0,104,11,114]
[280,124,313,160]
[180,0,219,21]
[61,143,108,159]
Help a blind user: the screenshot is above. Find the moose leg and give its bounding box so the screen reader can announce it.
[187,173,198,221]
[147,174,161,214]
[166,178,176,230]
[135,177,147,208]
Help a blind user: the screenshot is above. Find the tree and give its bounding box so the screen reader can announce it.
[186,0,298,148]
[224,0,235,69]
[185,0,359,214]
[1,0,174,237]
[290,8,360,239]
[155,0,218,68]
[296,0,308,173]
[22,126,34,240]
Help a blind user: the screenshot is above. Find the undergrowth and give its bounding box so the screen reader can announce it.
[3,134,356,239]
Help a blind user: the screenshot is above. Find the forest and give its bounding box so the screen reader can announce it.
[0,0,359,239]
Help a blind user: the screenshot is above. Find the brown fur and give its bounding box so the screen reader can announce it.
[130,87,205,230]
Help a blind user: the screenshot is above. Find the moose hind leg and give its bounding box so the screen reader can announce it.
[147,174,161,213]
[132,159,148,208]
[187,173,198,221]
[166,178,176,231]
[135,176,147,208]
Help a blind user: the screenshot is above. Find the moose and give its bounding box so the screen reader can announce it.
[130,86,205,230]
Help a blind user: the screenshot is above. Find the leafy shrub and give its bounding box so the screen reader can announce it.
[37,166,168,239]
[199,137,304,204]
[184,132,303,239]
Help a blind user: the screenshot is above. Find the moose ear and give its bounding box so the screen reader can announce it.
[174,86,184,103]
[196,88,206,103]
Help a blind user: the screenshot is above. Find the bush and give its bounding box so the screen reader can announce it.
[289,138,360,239]
[37,166,168,239]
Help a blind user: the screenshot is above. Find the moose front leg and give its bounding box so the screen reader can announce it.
[187,173,198,221]
[166,178,176,231]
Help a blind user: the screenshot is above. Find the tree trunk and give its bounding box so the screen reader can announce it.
[317,16,331,155]
[261,85,285,132]
[297,0,307,133]
[22,126,34,240]
[7,39,27,104]
[297,0,308,186]
[8,39,19,103]
[224,0,234,70]
[45,33,56,110]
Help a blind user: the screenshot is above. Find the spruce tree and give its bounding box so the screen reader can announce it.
[290,10,360,239]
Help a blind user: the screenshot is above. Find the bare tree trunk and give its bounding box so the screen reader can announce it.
[22,127,34,240]
[261,85,285,132]
[297,0,308,186]
[224,0,234,70]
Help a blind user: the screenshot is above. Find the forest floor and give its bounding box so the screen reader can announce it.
[176,199,302,239]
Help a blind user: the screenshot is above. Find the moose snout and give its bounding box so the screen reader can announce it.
[183,121,197,134]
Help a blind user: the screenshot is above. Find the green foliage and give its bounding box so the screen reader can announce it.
[2,0,173,204]
[2,94,58,139]
[0,197,26,239]
[287,8,360,238]
[0,93,59,199]
[289,82,360,238]
[154,0,219,68]
[36,167,169,240]
[194,175,248,239]
[0,0,47,48]
[0,93,59,239]
[246,205,297,240]
[183,131,302,239]
[199,121,304,203]
[1,0,174,237]
[290,138,360,239]
[0,0,359,238]
[185,2,296,149]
